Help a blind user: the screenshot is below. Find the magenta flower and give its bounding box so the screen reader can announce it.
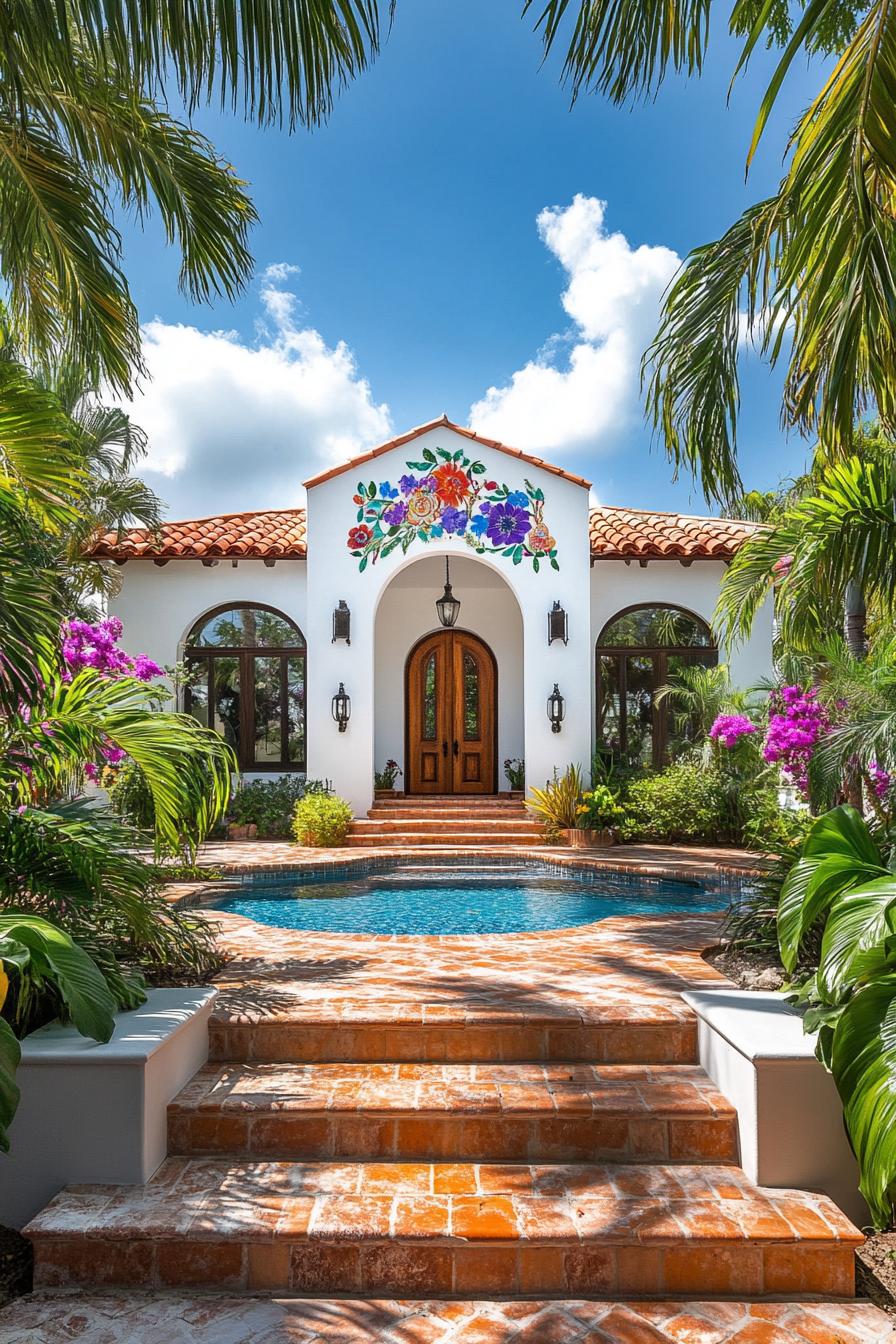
[763,685,830,797]
[869,761,892,801]
[709,713,757,749]
[61,618,163,683]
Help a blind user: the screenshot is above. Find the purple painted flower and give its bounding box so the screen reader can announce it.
[709,714,757,749]
[399,474,419,496]
[384,500,408,526]
[440,506,468,534]
[486,502,530,547]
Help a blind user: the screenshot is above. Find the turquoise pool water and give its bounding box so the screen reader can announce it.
[210,862,726,936]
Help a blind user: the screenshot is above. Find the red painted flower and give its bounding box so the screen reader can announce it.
[431,463,471,508]
[485,480,497,491]
[348,524,372,549]
[352,494,363,505]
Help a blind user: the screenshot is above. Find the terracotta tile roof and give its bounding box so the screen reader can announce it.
[86,502,758,563]
[589,505,761,560]
[86,508,307,560]
[302,416,593,491]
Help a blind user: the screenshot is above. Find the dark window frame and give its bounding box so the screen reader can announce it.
[183,603,306,773]
[595,603,717,769]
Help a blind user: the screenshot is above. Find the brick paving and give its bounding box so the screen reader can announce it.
[1,1294,892,1342]
[9,842,894,1342]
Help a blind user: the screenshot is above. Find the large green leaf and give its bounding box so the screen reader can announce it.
[777,852,886,973]
[831,973,896,1228]
[0,915,116,1042]
[818,876,896,1001]
[801,804,883,864]
[0,1015,21,1154]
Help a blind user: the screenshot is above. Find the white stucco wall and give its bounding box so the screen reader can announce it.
[306,426,593,813]
[373,554,524,782]
[107,559,308,695]
[589,559,774,689]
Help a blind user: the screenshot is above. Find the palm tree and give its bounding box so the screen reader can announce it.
[527,1,896,506]
[0,2,384,390]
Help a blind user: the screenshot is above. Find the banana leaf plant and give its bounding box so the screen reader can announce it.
[0,914,116,1151]
[778,804,896,1227]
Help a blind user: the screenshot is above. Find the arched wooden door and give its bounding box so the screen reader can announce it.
[406,630,496,794]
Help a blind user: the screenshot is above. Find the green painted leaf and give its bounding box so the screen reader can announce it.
[368,481,377,497]
[533,556,540,573]
[0,1016,21,1154]
[405,459,430,471]
[778,854,887,973]
[422,448,436,463]
[471,461,485,474]
[359,555,368,573]
[436,448,452,461]
[830,974,896,1227]
[512,545,523,564]
[802,805,882,865]
[452,449,463,461]
[550,557,559,571]
[0,916,115,1042]
[818,877,896,1000]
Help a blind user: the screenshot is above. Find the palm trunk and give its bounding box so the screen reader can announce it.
[844,577,867,808]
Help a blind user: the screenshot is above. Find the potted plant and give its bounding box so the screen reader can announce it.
[227,821,257,840]
[504,757,525,798]
[374,758,402,798]
[571,785,625,848]
[525,765,584,844]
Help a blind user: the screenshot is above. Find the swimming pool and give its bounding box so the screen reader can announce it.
[208,861,729,936]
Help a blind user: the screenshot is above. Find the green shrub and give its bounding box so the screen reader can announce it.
[619,763,729,843]
[108,760,155,831]
[576,785,624,830]
[229,777,329,839]
[292,792,353,847]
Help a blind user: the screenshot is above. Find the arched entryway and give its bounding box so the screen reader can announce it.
[405,629,497,794]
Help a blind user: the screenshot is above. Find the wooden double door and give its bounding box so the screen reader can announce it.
[406,630,496,794]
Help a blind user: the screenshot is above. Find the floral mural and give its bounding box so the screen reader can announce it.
[347,444,559,572]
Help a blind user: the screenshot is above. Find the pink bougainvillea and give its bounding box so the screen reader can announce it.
[763,685,830,797]
[62,617,162,681]
[709,714,757,749]
[868,760,892,801]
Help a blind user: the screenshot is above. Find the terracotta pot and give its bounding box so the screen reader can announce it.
[227,822,257,841]
[569,827,615,849]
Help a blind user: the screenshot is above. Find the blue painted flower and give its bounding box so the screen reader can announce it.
[379,480,399,499]
[384,500,408,526]
[470,512,490,538]
[441,507,468,534]
[399,473,419,496]
[506,490,530,509]
[486,502,530,546]
[430,524,444,539]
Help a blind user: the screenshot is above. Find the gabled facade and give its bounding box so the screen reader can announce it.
[91,417,773,812]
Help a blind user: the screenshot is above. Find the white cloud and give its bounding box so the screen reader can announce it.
[126,263,392,518]
[469,195,680,455]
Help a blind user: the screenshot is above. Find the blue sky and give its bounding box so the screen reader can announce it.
[119,3,826,519]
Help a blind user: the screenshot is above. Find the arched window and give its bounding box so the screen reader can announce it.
[184,604,306,772]
[596,604,717,769]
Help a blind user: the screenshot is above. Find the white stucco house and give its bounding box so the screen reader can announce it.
[90,417,772,814]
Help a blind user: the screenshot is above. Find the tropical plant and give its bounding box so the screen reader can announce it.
[526,764,585,837]
[292,792,353,847]
[374,760,402,791]
[504,757,525,791]
[0,913,116,1151]
[777,804,896,1228]
[576,784,624,831]
[528,2,896,509]
[228,776,329,839]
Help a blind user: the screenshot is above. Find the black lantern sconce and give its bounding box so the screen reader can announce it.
[331,682,351,733]
[547,683,565,734]
[332,600,351,645]
[435,556,461,628]
[547,600,568,646]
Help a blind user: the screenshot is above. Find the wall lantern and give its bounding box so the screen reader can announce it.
[547,683,565,734]
[435,556,461,628]
[331,682,351,733]
[548,600,568,646]
[332,599,351,645]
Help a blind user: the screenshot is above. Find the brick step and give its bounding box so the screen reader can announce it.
[26,1159,862,1297]
[346,832,544,847]
[371,795,522,806]
[168,1062,738,1164]
[367,807,531,821]
[7,1293,890,1343]
[352,819,540,835]
[209,1012,698,1065]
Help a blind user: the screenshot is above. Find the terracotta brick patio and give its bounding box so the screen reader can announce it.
[10,847,895,1341]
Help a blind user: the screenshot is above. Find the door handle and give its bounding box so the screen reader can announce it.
[452,739,459,757]
[441,740,448,757]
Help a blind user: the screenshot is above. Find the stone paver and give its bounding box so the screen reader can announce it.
[1,1293,893,1342]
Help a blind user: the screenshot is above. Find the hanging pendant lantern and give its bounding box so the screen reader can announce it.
[436,556,461,628]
